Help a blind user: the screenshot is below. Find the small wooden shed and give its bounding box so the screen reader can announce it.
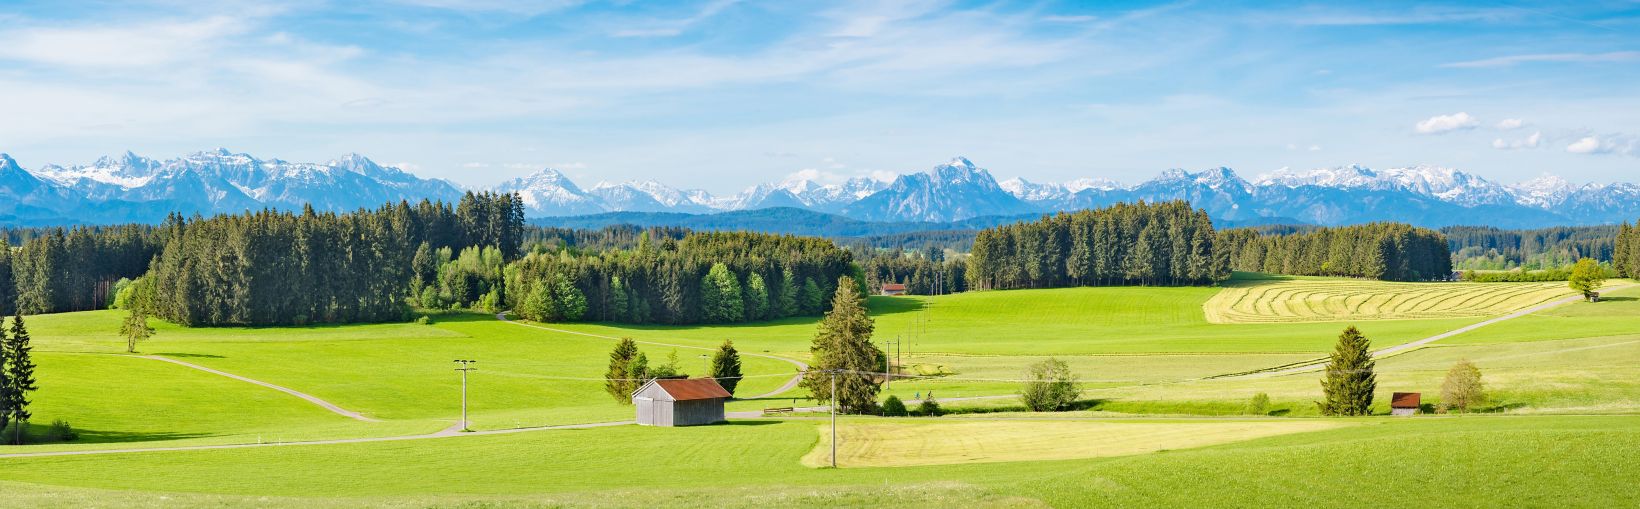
[1391,392,1421,416]
[632,378,730,427]
[880,283,907,296]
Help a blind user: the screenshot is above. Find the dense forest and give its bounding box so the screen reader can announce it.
[1617,221,1640,279]
[1219,223,1452,281]
[965,201,1227,290]
[0,225,164,315]
[505,231,857,325]
[854,245,967,296]
[1442,225,1618,270]
[146,192,526,326]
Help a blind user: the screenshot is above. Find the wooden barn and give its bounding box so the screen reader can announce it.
[880,283,907,296]
[632,378,731,427]
[1391,392,1421,416]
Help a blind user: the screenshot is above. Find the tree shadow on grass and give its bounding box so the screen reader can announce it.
[1,422,215,446]
[149,352,224,359]
[1596,296,1636,302]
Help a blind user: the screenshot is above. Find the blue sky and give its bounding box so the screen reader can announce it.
[0,0,1637,192]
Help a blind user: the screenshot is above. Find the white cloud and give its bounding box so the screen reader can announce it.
[1492,131,1541,150]
[1496,118,1524,130]
[1565,134,1638,156]
[1415,112,1479,134]
[1443,51,1640,69]
[1566,136,1604,154]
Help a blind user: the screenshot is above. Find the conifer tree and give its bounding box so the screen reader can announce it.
[1319,326,1376,416]
[710,340,743,396]
[744,273,769,321]
[4,314,37,444]
[800,277,883,414]
[604,338,641,403]
[0,323,8,434]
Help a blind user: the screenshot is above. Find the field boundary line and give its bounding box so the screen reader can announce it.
[495,312,809,399]
[0,420,631,460]
[140,355,382,423]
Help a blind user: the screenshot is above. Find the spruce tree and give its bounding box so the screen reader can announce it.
[710,340,743,396]
[5,315,38,443]
[0,323,8,434]
[605,338,641,403]
[1319,326,1376,416]
[799,276,883,414]
[744,273,769,321]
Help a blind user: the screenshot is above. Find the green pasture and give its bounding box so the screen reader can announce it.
[0,415,1633,507]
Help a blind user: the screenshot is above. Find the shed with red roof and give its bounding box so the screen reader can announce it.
[632,378,731,426]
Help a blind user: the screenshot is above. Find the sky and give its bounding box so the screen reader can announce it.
[0,0,1637,193]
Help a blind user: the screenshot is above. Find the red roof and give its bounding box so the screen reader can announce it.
[654,378,731,401]
[881,283,906,291]
[1390,392,1421,408]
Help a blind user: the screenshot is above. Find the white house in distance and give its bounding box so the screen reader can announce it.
[632,378,731,426]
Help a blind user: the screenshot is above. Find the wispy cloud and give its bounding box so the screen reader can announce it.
[1443,51,1640,68]
[1415,112,1479,134]
[1257,6,1518,26]
[1496,118,1525,130]
[0,16,246,68]
[1565,133,1638,156]
[1492,131,1541,150]
[609,0,741,38]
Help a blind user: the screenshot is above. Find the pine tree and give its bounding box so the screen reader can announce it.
[1440,359,1486,413]
[0,323,8,434]
[5,314,37,443]
[604,338,641,403]
[700,263,744,322]
[710,340,743,396]
[799,276,883,414]
[1319,326,1376,416]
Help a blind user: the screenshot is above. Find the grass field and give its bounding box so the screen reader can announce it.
[800,418,1350,467]
[1,274,1636,506]
[1204,278,1576,323]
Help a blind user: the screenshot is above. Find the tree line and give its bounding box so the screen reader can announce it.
[1616,221,1640,279]
[0,225,163,315]
[1219,222,1452,281]
[1442,225,1617,270]
[854,245,966,296]
[146,192,525,326]
[965,201,1228,290]
[506,231,857,325]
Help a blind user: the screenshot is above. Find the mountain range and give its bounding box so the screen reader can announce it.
[1,150,1636,228]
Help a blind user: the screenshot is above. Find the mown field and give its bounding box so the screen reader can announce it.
[1204,276,1575,323]
[0,276,1636,507]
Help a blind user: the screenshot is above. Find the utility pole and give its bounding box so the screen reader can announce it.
[454,359,478,431]
[830,369,838,468]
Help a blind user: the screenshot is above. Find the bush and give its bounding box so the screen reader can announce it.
[917,399,942,417]
[414,315,432,325]
[1245,392,1271,415]
[46,419,78,442]
[880,395,907,416]
[1019,358,1082,412]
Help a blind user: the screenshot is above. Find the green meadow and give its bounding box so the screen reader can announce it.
[1,276,1636,507]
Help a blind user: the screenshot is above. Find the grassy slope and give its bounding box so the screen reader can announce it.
[0,415,1632,508]
[1205,279,1574,323]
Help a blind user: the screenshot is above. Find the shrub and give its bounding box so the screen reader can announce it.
[880,395,908,416]
[917,399,942,417]
[1019,358,1082,412]
[1245,392,1271,415]
[414,315,432,325]
[46,419,78,442]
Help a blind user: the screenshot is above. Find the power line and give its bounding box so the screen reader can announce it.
[453,359,478,432]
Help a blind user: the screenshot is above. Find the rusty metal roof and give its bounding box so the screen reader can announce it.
[1390,392,1421,408]
[881,283,906,290]
[655,378,731,401]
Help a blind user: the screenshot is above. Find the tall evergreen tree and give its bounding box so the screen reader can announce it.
[710,340,743,396]
[800,277,883,414]
[1319,326,1376,416]
[604,338,642,404]
[744,273,769,321]
[4,314,37,443]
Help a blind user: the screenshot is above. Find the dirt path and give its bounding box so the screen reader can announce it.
[142,355,381,422]
[0,420,631,459]
[495,312,809,399]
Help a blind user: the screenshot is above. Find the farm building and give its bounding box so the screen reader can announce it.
[880,283,907,296]
[1391,392,1421,416]
[632,378,731,427]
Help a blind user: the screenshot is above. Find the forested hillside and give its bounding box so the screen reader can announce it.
[965,201,1227,290]
[1219,223,1451,281]
[147,192,526,326]
[505,231,856,324]
[1442,225,1618,270]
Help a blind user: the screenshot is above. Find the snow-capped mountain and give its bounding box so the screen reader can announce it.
[2,150,1638,227]
[0,150,462,225]
[842,157,1036,222]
